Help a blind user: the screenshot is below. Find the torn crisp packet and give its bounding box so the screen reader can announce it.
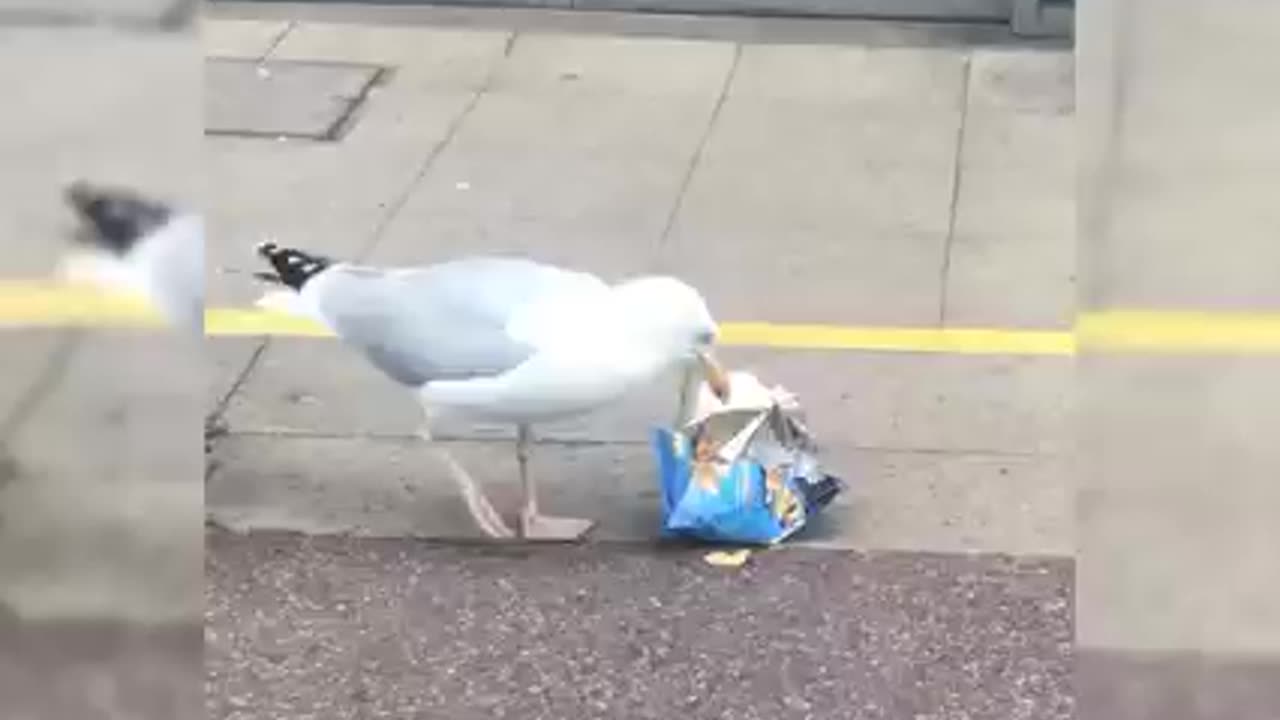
[651,371,845,545]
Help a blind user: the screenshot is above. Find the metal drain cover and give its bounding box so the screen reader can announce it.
[205,58,385,141]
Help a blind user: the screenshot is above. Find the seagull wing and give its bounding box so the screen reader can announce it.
[306,256,610,387]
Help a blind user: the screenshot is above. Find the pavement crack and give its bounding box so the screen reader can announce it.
[353,44,504,261]
[259,19,297,63]
[653,43,742,271]
[0,329,82,447]
[938,51,973,327]
[206,339,269,441]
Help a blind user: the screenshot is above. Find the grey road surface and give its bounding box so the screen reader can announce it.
[206,529,1072,720]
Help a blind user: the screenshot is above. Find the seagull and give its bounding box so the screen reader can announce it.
[58,180,204,334]
[253,241,732,541]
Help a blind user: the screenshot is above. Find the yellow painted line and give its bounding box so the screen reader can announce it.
[1076,310,1280,353]
[206,307,332,337]
[202,309,1280,356]
[8,279,1280,356]
[204,309,1078,355]
[0,281,165,328]
[720,322,1073,356]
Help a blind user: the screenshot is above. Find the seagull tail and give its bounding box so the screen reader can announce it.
[255,240,334,291]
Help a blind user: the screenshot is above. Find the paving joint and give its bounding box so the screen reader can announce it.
[502,27,520,55]
[206,524,1076,559]
[0,2,194,31]
[653,43,741,272]
[938,50,973,326]
[205,57,394,142]
[0,331,83,448]
[258,18,297,61]
[205,339,269,445]
[207,4,1070,48]
[207,0,1073,38]
[216,428,1058,458]
[352,31,517,260]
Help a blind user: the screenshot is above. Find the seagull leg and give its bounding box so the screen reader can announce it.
[516,424,594,542]
[417,425,515,539]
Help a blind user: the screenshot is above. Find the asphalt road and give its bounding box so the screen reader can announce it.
[206,529,1072,720]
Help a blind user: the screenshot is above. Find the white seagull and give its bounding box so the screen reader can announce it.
[57,180,204,334]
[253,241,731,541]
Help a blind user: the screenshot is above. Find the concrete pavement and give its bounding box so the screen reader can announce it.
[1074,0,1280,714]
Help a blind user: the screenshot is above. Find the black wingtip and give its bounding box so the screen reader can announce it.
[254,241,333,291]
[63,180,173,256]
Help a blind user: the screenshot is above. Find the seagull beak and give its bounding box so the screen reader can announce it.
[695,348,731,403]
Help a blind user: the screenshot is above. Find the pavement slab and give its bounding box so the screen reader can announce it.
[0,616,202,720]
[220,342,1069,454]
[206,432,1070,555]
[204,23,510,309]
[212,285,1069,560]
[1075,0,1280,660]
[0,330,204,624]
[1077,648,1280,720]
[0,26,200,277]
[201,17,291,58]
[1076,355,1280,655]
[488,32,736,96]
[267,21,511,88]
[204,24,514,414]
[943,48,1075,328]
[1077,0,1280,313]
[664,44,966,326]
[371,33,735,274]
[0,331,73,434]
[206,530,1073,720]
[205,57,387,141]
[207,337,266,423]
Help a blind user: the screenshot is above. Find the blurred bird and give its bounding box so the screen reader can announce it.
[58,180,204,334]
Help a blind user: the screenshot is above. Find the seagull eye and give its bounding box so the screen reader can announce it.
[695,329,716,346]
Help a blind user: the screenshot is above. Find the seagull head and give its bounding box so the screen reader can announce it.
[611,275,730,402]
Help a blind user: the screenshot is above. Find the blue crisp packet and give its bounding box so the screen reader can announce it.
[651,407,845,545]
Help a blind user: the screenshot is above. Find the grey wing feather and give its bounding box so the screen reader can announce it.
[311,257,602,387]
